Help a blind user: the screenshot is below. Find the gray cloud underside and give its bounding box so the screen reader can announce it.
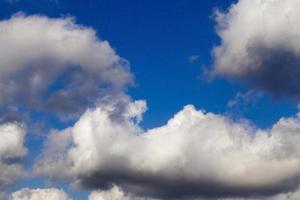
[6,185,300,200]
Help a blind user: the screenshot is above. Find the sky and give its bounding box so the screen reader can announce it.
[1,0,300,200]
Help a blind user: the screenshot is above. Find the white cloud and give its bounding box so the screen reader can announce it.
[10,188,71,200]
[89,187,130,200]
[0,123,27,189]
[0,14,132,120]
[89,185,155,200]
[35,95,147,179]
[212,0,300,98]
[35,96,300,199]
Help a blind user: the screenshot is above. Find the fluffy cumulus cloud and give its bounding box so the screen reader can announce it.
[35,96,300,199]
[10,188,71,200]
[0,123,27,189]
[212,0,300,98]
[0,14,132,120]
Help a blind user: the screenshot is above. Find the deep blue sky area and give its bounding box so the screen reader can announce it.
[1,1,298,199]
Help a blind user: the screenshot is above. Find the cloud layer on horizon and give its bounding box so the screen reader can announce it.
[6,185,300,200]
[88,185,300,200]
[212,0,300,99]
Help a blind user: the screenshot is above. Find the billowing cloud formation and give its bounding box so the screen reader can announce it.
[212,0,300,98]
[36,96,300,199]
[0,14,132,120]
[10,188,71,200]
[0,123,27,189]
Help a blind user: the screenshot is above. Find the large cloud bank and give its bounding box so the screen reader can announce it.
[7,186,300,200]
[88,185,300,200]
[35,95,300,199]
[0,123,26,189]
[212,0,300,98]
[0,14,132,120]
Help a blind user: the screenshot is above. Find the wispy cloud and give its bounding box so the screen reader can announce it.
[188,55,200,64]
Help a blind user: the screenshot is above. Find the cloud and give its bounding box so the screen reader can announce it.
[10,188,71,200]
[0,123,27,189]
[226,90,262,117]
[35,95,147,179]
[0,192,8,200]
[221,188,300,200]
[88,185,155,200]
[0,14,133,120]
[227,90,259,108]
[265,189,300,200]
[188,55,200,64]
[212,0,300,99]
[35,95,300,199]
[3,6,300,200]
[89,186,127,200]
[88,186,300,200]
[7,187,300,200]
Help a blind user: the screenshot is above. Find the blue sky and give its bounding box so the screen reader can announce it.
[1,0,300,200]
